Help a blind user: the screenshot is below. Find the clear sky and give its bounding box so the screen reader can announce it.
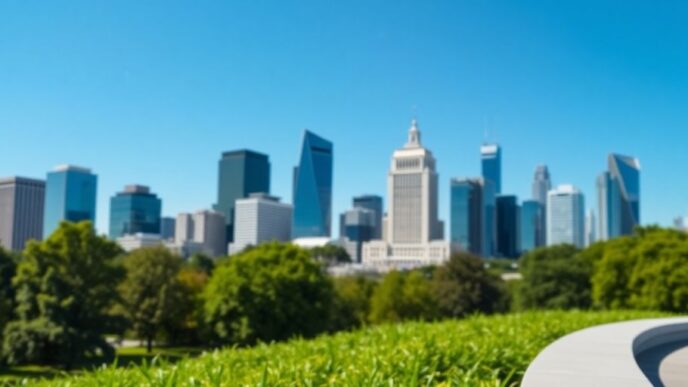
[2,1,687,235]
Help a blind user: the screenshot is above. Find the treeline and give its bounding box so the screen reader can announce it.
[0,221,508,369]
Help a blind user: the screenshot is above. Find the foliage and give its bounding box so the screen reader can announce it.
[2,221,123,368]
[369,270,438,324]
[517,244,592,310]
[203,242,333,346]
[187,253,215,275]
[174,266,211,344]
[0,247,17,354]
[329,276,377,331]
[117,246,188,352]
[33,310,667,386]
[310,244,351,265]
[433,253,508,317]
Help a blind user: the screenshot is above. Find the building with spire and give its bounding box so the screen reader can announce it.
[362,119,449,269]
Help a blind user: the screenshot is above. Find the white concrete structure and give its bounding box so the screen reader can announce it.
[362,119,450,269]
[292,237,332,248]
[116,233,162,252]
[229,193,292,254]
[546,184,585,248]
[0,177,45,251]
[174,210,226,257]
[585,209,596,247]
[523,317,688,387]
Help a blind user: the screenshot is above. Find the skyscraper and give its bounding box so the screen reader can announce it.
[109,185,162,239]
[450,178,483,256]
[362,119,449,268]
[352,195,383,239]
[292,130,333,238]
[547,185,585,248]
[160,217,176,240]
[531,165,551,205]
[230,193,292,254]
[0,177,45,251]
[585,209,596,247]
[340,207,376,263]
[481,144,502,194]
[597,154,640,241]
[215,150,270,243]
[496,195,520,258]
[43,165,97,237]
[520,199,543,254]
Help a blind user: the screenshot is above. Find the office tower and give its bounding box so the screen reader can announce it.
[362,119,450,268]
[585,209,596,247]
[109,185,162,239]
[496,195,520,258]
[481,144,502,194]
[520,199,543,254]
[450,178,483,256]
[160,217,176,240]
[43,165,97,237]
[175,213,195,243]
[0,177,45,251]
[532,165,551,205]
[597,154,641,241]
[215,150,270,243]
[340,207,376,263]
[229,193,292,254]
[193,210,227,257]
[292,130,333,238]
[547,185,585,248]
[352,195,383,239]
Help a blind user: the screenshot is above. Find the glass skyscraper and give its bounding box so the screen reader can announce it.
[597,154,640,241]
[481,144,502,194]
[520,199,543,253]
[496,195,520,258]
[215,149,270,243]
[292,130,333,238]
[43,165,97,238]
[547,184,585,248]
[352,195,383,239]
[109,185,162,239]
[450,178,483,256]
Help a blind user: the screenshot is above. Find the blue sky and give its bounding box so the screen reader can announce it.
[1,1,687,235]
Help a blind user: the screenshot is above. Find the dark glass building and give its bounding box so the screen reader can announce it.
[481,144,502,194]
[482,179,496,257]
[341,207,376,262]
[597,154,640,240]
[496,195,519,258]
[450,178,483,256]
[43,165,97,237]
[215,149,270,243]
[520,199,543,253]
[352,195,383,239]
[109,185,162,239]
[292,130,333,238]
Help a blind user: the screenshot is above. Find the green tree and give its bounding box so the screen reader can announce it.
[2,221,123,368]
[118,246,186,352]
[518,244,592,310]
[329,275,377,331]
[0,247,17,354]
[369,270,438,324]
[203,242,333,345]
[310,244,351,265]
[433,253,508,317]
[188,252,215,275]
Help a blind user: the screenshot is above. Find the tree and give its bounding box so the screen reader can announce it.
[173,266,211,345]
[329,275,377,331]
[203,242,333,346]
[2,221,123,368]
[118,246,186,352]
[0,247,17,354]
[188,252,215,275]
[432,253,508,317]
[369,270,438,324]
[518,244,592,310]
[310,244,351,265]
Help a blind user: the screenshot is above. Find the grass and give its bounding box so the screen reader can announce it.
[6,310,672,386]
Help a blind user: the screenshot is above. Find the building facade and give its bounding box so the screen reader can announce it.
[531,165,551,206]
[160,217,176,240]
[362,119,449,269]
[215,150,270,243]
[352,195,383,239]
[547,185,585,248]
[0,177,45,251]
[292,130,333,238]
[340,206,376,263]
[450,178,483,256]
[174,210,227,257]
[481,144,502,194]
[229,193,292,254]
[597,154,640,241]
[496,195,520,258]
[520,199,543,253]
[43,165,97,237]
[109,185,162,239]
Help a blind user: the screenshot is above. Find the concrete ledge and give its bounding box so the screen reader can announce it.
[522,317,688,387]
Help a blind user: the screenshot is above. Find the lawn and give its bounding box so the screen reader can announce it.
[3,310,671,386]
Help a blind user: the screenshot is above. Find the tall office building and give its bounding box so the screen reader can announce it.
[292,130,333,238]
[585,209,596,247]
[597,154,640,241]
[496,195,520,258]
[362,119,449,268]
[0,177,45,251]
[175,213,195,243]
[450,178,483,256]
[481,144,502,194]
[160,217,176,240]
[43,165,97,237]
[109,185,162,239]
[532,165,551,205]
[215,150,270,243]
[352,195,383,239]
[193,210,227,257]
[229,193,292,254]
[520,199,543,254]
[340,207,376,263]
[547,185,585,248]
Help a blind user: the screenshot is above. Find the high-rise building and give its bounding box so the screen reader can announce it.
[160,217,176,240]
[597,154,640,241]
[352,195,383,239]
[481,144,502,194]
[532,165,551,205]
[547,185,585,248]
[340,207,376,263]
[229,193,292,254]
[362,119,449,268]
[496,195,520,258]
[43,165,97,237]
[292,130,333,238]
[193,210,227,257]
[585,209,596,247]
[0,177,45,251]
[175,213,195,243]
[450,178,483,256]
[109,185,162,239]
[520,199,543,254]
[215,150,270,243]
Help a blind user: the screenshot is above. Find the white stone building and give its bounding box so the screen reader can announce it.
[228,193,292,254]
[174,210,227,257]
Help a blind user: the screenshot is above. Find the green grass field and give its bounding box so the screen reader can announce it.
[3,310,670,386]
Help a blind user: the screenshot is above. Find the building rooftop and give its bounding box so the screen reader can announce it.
[0,176,45,185]
[123,185,151,194]
[53,164,92,173]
